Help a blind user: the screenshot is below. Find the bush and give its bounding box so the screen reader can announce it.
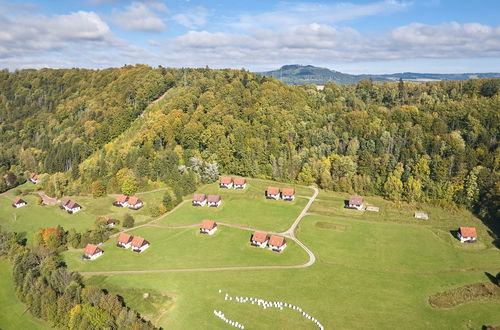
[123,214,135,228]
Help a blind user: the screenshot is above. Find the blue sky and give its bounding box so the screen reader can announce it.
[1,0,499,73]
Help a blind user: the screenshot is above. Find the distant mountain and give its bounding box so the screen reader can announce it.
[258,64,500,85]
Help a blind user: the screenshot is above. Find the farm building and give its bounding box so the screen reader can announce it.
[414,212,429,220]
[457,227,477,243]
[127,196,143,210]
[220,176,233,189]
[200,220,218,235]
[83,244,103,260]
[268,235,287,252]
[346,196,364,210]
[12,197,27,208]
[366,206,380,212]
[61,199,82,214]
[207,195,222,207]
[251,232,269,248]
[114,195,129,207]
[281,188,295,201]
[233,177,247,189]
[117,233,133,248]
[266,187,280,200]
[131,236,150,253]
[192,194,207,206]
[29,173,40,184]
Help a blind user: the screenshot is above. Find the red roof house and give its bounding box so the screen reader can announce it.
[347,196,364,210]
[117,233,134,248]
[281,188,295,201]
[127,196,143,210]
[251,231,269,248]
[458,227,477,243]
[268,235,287,252]
[219,176,233,188]
[83,244,103,260]
[200,220,218,235]
[114,194,129,207]
[207,194,222,207]
[266,187,280,200]
[192,193,207,206]
[131,236,150,252]
[233,177,247,189]
[12,197,27,208]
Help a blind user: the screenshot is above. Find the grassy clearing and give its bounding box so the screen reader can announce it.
[159,178,313,232]
[0,259,47,330]
[63,225,309,272]
[0,184,164,239]
[429,282,500,308]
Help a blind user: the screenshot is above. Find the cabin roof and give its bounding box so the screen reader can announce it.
[128,196,142,205]
[84,244,102,256]
[252,232,268,243]
[349,196,363,205]
[207,195,221,203]
[269,235,285,247]
[281,188,295,196]
[459,227,477,238]
[193,194,206,201]
[116,195,128,203]
[220,176,232,184]
[201,220,216,230]
[233,177,246,185]
[118,233,133,244]
[267,186,280,195]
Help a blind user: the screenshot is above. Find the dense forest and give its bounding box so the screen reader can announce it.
[0,66,499,224]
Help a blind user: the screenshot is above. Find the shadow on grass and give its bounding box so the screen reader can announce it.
[484,272,499,286]
[449,230,459,241]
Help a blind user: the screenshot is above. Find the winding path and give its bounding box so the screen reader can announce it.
[82,187,319,275]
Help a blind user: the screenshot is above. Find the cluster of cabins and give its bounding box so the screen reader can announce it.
[82,233,150,260]
[193,194,222,207]
[219,176,247,189]
[266,187,295,201]
[113,195,144,210]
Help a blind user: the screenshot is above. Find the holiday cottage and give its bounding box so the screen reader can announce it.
[251,232,269,248]
[281,188,295,201]
[347,196,364,210]
[127,196,143,210]
[457,227,477,243]
[266,187,280,200]
[29,173,40,184]
[61,199,82,214]
[268,235,287,252]
[117,233,133,248]
[207,195,222,207]
[233,177,247,189]
[114,195,129,207]
[131,236,150,253]
[219,176,233,189]
[200,220,218,235]
[12,197,27,208]
[192,194,207,206]
[83,244,103,260]
[106,218,118,228]
[414,212,429,220]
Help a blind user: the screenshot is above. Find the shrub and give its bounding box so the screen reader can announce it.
[123,214,135,228]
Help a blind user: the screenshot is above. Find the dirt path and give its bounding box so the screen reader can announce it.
[36,191,58,206]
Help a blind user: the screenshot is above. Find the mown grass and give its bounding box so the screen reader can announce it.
[63,225,309,272]
[0,259,47,330]
[159,178,312,232]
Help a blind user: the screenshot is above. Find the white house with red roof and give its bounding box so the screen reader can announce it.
[200,220,218,235]
[83,244,103,260]
[192,194,207,206]
[266,187,280,200]
[114,194,129,207]
[127,196,143,210]
[12,197,27,208]
[281,188,295,201]
[457,227,477,243]
[251,232,269,248]
[117,233,134,248]
[29,173,40,184]
[347,196,364,210]
[131,236,150,253]
[268,235,287,252]
[233,177,247,189]
[207,194,222,207]
[219,176,233,189]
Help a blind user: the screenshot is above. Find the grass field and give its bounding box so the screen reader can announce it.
[159,178,313,232]
[0,183,165,239]
[0,259,47,330]
[63,225,309,272]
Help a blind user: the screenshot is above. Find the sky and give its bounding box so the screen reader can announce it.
[0,0,499,73]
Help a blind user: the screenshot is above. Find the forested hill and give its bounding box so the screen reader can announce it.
[259,64,500,85]
[0,67,499,224]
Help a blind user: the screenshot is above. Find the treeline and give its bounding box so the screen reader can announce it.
[0,228,157,329]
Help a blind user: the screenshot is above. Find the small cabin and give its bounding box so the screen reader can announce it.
[414,212,429,220]
[347,196,364,210]
[117,233,133,248]
[366,206,379,212]
[233,177,247,190]
[200,220,218,235]
[281,188,295,201]
[61,199,82,214]
[12,197,27,208]
[192,194,207,206]
[266,187,280,200]
[29,173,40,184]
[457,227,477,243]
[219,176,233,189]
[131,236,150,253]
[114,194,129,207]
[127,196,143,210]
[83,244,103,260]
[106,218,118,228]
[207,195,222,207]
[251,232,269,248]
[268,235,287,252]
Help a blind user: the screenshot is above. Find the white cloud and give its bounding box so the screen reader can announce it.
[173,6,210,29]
[111,1,167,32]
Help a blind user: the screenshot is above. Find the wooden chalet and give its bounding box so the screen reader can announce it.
[266,186,280,200]
[192,194,207,206]
[219,176,233,189]
[268,235,287,252]
[200,220,218,235]
[207,194,222,207]
[251,231,269,248]
[458,227,477,243]
[83,244,103,260]
[12,197,27,208]
[131,236,150,253]
[117,233,133,248]
[127,196,143,210]
[281,188,295,201]
[233,177,247,189]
